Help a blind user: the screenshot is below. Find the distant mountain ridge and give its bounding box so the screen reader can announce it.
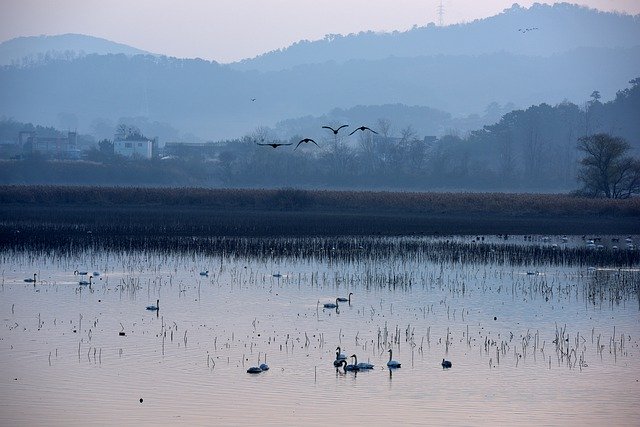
[0,33,152,66]
[231,2,640,71]
[1,46,636,140]
[0,2,638,141]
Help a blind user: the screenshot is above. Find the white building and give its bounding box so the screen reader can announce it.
[114,138,154,159]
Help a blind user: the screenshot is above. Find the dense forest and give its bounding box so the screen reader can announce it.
[1,79,638,192]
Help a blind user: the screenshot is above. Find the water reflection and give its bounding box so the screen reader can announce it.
[0,235,638,426]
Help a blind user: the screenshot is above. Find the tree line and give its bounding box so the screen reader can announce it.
[1,79,638,197]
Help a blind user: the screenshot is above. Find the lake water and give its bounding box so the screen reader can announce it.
[1,235,638,426]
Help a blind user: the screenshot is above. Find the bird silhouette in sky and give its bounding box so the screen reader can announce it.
[257,142,293,148]
[322,125,349,135]
[295,138,319,150]
[349,126,378,136]
[251,98,257,101]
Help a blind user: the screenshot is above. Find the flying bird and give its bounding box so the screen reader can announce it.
[295,138,319,150]
[251,98,257,101]
[349,126,378,136]
[322,125,349,135]
[257,142,293,148]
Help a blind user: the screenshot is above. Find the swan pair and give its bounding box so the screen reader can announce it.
[333,347,347,366]
[247,363,269,374]
[336,354,375,372]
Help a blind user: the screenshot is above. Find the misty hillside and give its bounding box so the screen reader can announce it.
[0,33,151,66]
[0,3,638,141]
[1,46,637,141]
[232,3,640,72]
[2,78,638,192]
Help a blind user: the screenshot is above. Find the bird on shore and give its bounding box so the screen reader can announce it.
[295,138,319,150]
[349,126,378,136]
[322,125,349,135]
[257,142,293,149]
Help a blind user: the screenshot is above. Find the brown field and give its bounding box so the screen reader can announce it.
[1,185,639,238]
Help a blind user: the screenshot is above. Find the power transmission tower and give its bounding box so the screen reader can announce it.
[437,0,445,27]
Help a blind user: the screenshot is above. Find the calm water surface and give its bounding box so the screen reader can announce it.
[1,236,638,426]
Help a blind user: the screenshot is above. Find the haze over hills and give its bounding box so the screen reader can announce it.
[232,3,640,72]
[0,2,638,141]
[0,33,152,66]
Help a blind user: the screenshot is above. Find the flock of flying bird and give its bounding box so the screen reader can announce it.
[256,124,378,150]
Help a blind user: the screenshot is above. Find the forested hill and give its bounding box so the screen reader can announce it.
[0,34,151,66]
[1,46,637,141]
[232,3,640,72]
[1,79,638,192]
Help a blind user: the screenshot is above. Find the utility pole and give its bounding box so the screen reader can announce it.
[437,0,445,27]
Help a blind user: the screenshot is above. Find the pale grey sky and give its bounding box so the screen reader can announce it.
[0,0,638,62]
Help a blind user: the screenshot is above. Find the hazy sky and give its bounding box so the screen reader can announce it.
[1,1,638,63]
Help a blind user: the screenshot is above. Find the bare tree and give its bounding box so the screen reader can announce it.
[577,133,639,198]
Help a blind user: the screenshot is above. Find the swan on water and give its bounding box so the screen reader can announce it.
[387,349,401,368]
[24,273,37,283]
[333,347,347,366]
[323,298,339,309]
[337,292,353,303]
[146,299,159,311]
[338,357,359,372]
[442,359,452,368]
[79,276,93,286]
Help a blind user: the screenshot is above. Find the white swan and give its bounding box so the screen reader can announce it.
[247,366,262,374]
[337,292,353,303]
[146,299,159,311]
[79,275,93,286]
[199,270,209,276]
[339,356,359,372]
[323,298,339,309]
[387,349,401,368]
[23,273,37,283]
[333,347,347,366]
[441,359,452,368]
[356,358,375,370]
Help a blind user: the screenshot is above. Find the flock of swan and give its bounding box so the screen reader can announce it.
[25,270,452,376]
[332,347,398,371]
